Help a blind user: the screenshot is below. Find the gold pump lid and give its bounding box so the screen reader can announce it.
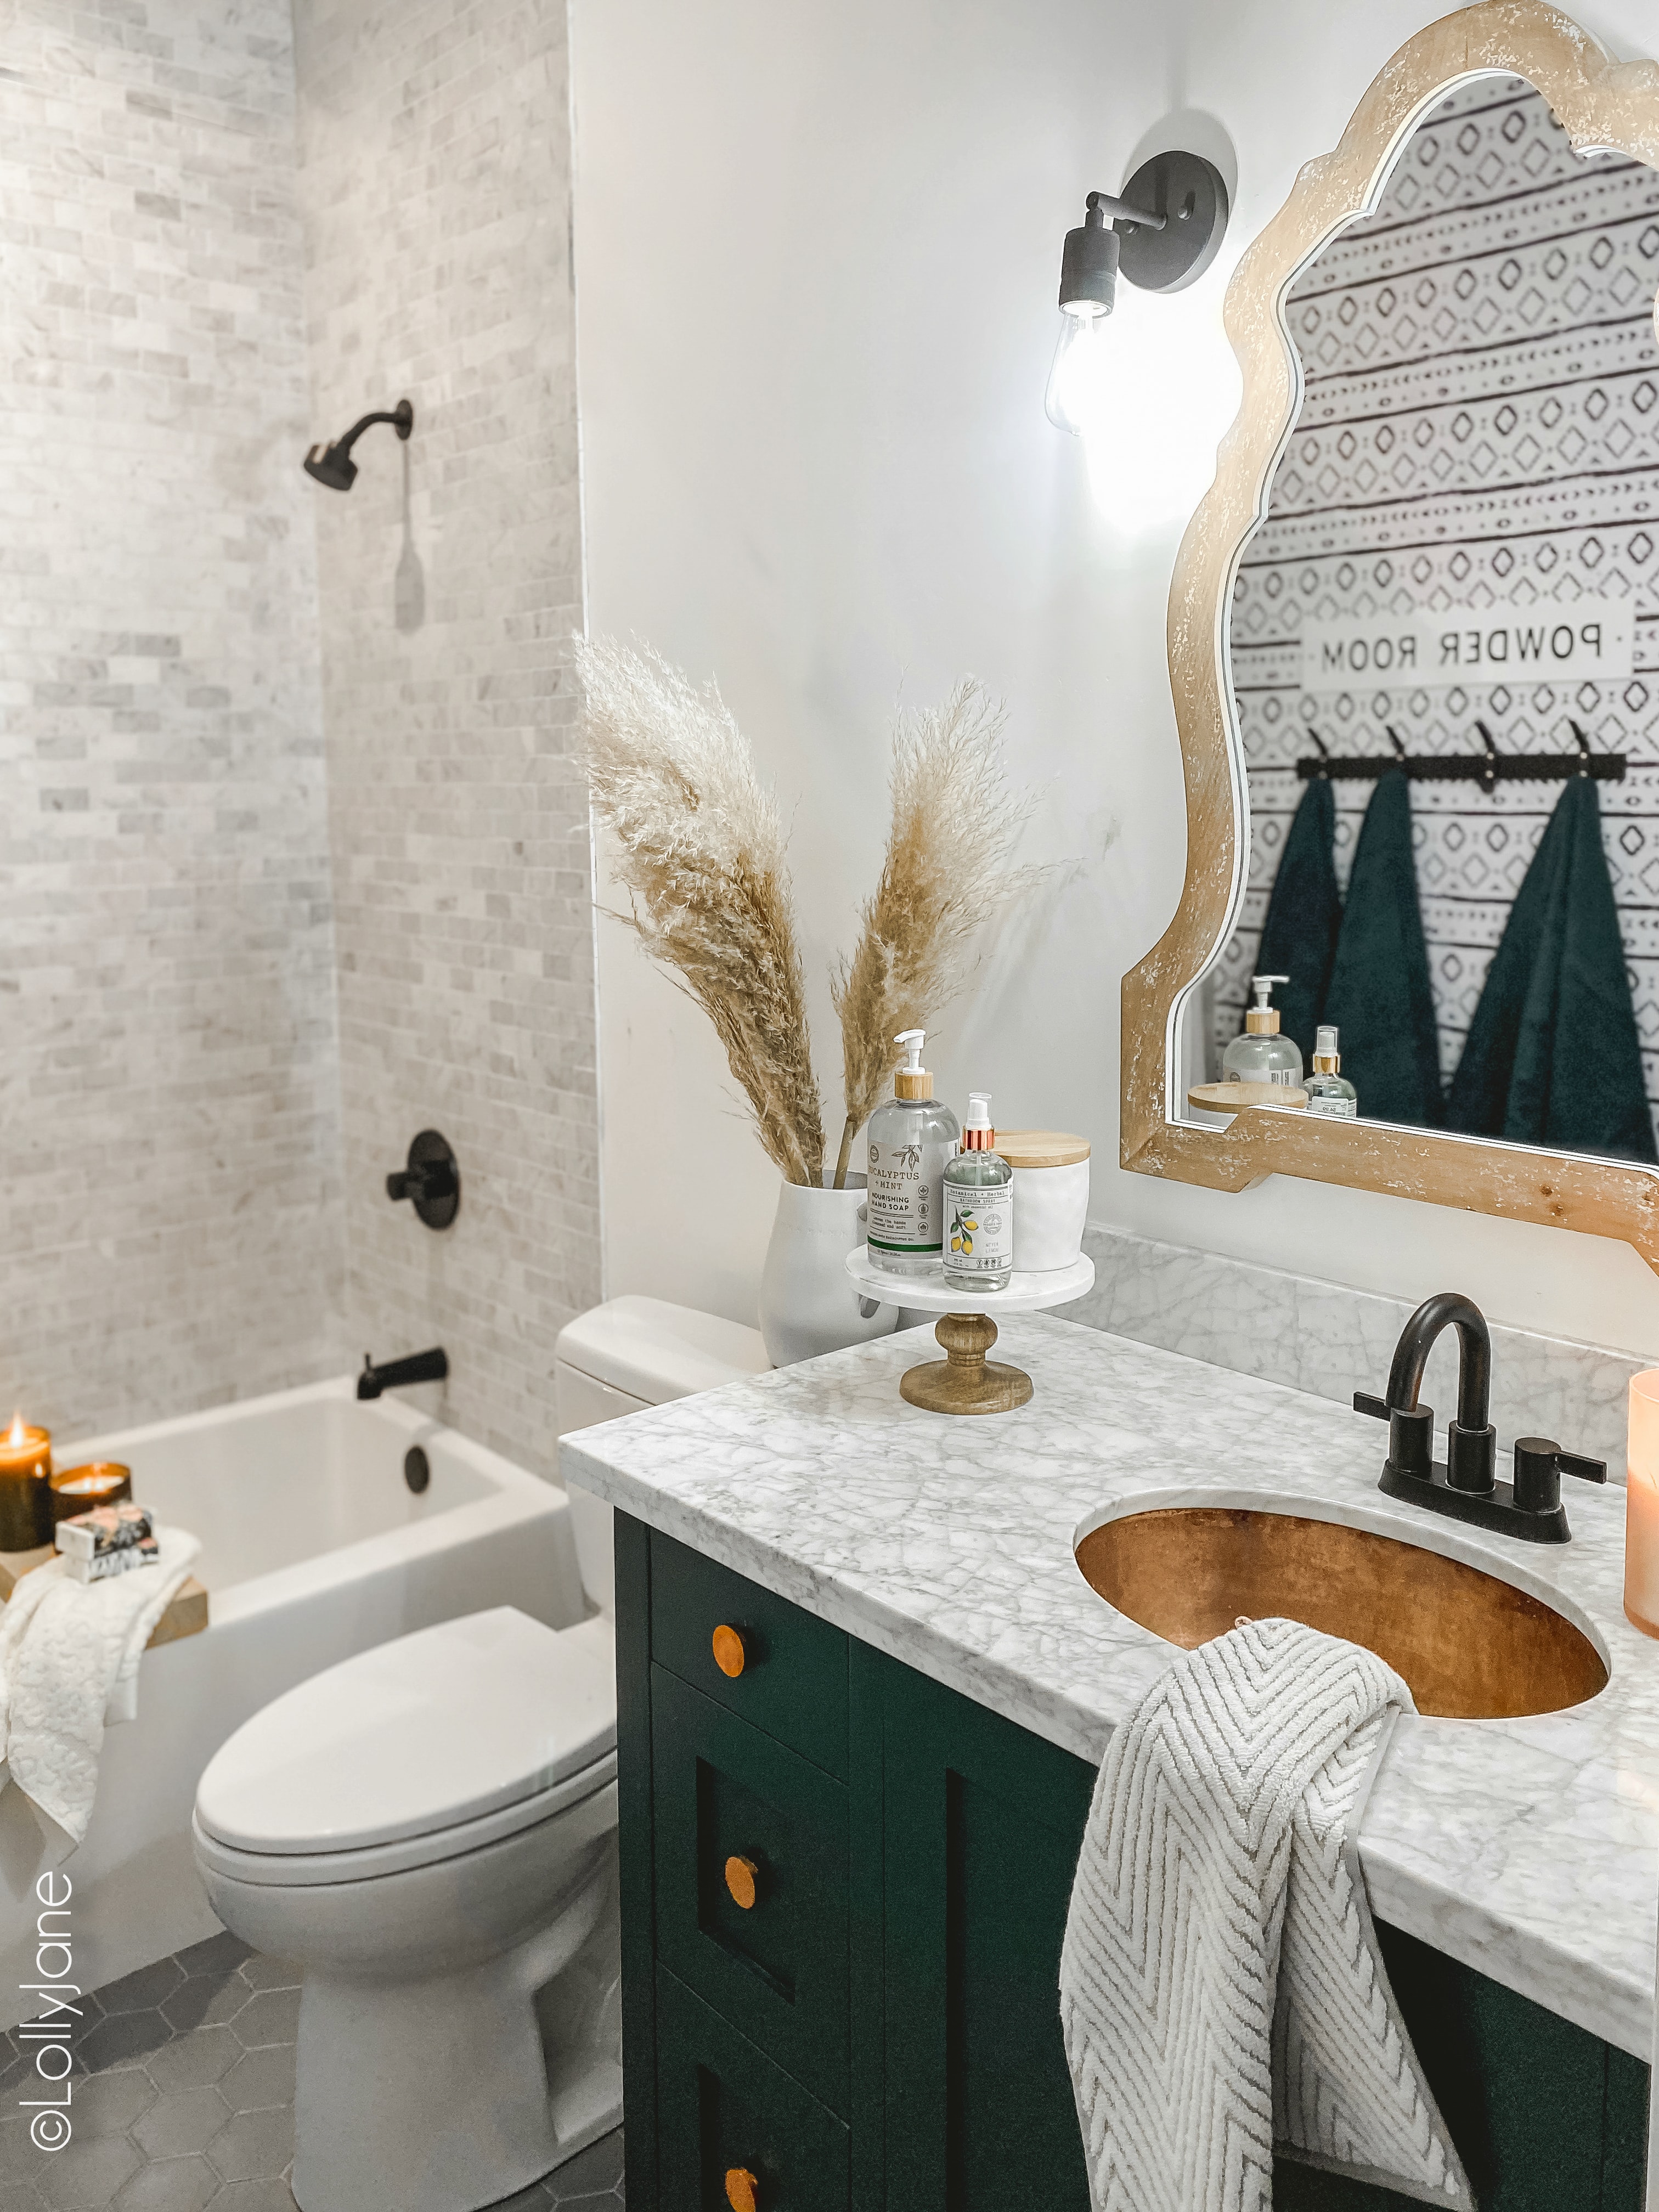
[894,1028,933,1101]
[1244,974,1288,1036]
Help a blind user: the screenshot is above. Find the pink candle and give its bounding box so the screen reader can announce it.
[1624,1372,1659,1638]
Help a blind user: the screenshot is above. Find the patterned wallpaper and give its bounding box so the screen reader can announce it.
[1222,77,1659,1134]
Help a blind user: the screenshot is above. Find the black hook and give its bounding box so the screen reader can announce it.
[1474,719,1500,793]
[1568,719,1593,777]
[1384,725,1408,763]
[1308,731,1333,777]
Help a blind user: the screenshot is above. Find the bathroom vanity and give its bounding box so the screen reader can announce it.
[562,1316,1657,2211]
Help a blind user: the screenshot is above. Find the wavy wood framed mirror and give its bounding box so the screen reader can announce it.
[1124,0,1659,1269]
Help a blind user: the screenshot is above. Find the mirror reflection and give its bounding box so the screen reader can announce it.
[1208,75,1659,1161]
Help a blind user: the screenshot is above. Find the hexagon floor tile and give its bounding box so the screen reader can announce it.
[2,1938,624,2208]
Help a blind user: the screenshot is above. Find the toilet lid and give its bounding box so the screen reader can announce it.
[195,1608,616,1854]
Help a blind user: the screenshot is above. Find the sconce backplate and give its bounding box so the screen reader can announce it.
[1116,150,1230,294]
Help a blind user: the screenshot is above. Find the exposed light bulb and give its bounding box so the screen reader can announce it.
[1045,305,1112,436]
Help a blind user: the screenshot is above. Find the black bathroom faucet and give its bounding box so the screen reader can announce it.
[1355,1291,1604,1543]
[357,1347,448,1401]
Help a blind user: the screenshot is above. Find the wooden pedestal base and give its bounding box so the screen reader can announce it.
[899,1312,1034,1416]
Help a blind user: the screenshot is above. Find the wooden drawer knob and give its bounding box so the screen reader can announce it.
[725,2168,759,2212]
[712,1622,747,1678]
[724,1854,759,1910]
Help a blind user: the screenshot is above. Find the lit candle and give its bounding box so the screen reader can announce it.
[0,1413,53,1552]
[49,1463,132,1526]
[1624,1372,1659,1638]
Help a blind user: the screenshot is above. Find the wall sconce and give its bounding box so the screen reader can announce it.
[1046,150,1230,436]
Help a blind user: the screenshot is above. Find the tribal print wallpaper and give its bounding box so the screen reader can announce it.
[1222,77,1659,1139]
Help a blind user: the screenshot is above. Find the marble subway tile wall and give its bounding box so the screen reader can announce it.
[1068,1224,1644,1477]
[293,0,600,1476]
[0,0,346,1441]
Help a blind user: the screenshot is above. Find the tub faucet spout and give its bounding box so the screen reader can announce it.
[358,1347,448,1401]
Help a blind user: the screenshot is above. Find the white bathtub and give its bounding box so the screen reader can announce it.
[0,1377,582,2028]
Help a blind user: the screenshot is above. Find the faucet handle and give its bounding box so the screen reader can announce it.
[1353,1391,1434,1480]
[1512,1437,1607,1516]
[1559,1449,1607,1486]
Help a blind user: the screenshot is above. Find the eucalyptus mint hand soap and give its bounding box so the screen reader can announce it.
[866,1030,960,1277]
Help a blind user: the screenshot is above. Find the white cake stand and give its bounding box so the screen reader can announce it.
[845,1249,1094,1415]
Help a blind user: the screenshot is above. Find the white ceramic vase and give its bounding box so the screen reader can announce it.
[758,1172,900,1367]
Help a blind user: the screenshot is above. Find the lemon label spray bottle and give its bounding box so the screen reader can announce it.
[866,1030,960,1276]
[943,1093,1014,1290]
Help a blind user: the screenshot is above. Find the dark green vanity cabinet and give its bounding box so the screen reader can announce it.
[614,1514,1649,2210]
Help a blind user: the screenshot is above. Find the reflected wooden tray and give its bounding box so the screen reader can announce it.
[1188,1082,1308,1114]
[0,1547,208,1649]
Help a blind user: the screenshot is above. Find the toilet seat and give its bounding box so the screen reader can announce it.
[191,1754,617,1887]
[195,1606,616,1864]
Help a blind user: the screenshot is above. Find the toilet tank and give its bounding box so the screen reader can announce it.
[554,1296,770,1610]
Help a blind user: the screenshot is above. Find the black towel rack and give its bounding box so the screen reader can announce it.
[1290,720,1626,792]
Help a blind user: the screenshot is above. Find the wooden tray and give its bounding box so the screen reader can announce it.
[1187,1082,1308,1113]
[0,1548,208,1649]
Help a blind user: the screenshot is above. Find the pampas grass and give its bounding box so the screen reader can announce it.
[577,641,1047,1198]
[576,636,826,1187]
[830,681,1042,1187]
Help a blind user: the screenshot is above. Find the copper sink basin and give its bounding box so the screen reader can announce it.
[1076,1506,1607,1719]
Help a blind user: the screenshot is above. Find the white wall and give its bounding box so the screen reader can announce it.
[573,0,1659,1358]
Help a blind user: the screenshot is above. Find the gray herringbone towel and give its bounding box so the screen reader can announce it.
[1059,1617,1472,2212]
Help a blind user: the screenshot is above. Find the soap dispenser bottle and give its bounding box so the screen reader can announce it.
[866,1030,961,1276]
[1221,975,1305,1087]
[942,1094,1014,1291]
[1305,1024,1358,1118]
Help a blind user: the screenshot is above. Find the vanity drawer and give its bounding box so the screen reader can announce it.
[656,1963,850,2212]
[651,1530,849,1780]
[652,1664,850,2115]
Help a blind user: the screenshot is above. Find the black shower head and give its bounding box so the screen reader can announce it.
[303,441,359,491]
[303,397,414,491]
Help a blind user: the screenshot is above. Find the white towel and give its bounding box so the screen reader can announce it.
[1060,1616,1472,2212]
[0,1527,201,1853]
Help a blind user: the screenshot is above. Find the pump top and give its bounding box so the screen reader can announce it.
[962,1092,997,1150]
[894,1029,934,1102]
[1245,975,1289,1036]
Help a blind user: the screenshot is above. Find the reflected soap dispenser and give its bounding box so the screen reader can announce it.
[1221,975,1305,1088]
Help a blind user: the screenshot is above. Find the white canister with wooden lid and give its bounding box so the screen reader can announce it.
[997,1131,1091,1272]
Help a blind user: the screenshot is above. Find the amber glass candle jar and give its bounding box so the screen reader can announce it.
[0,1418,53,1551]
[49,1463,132,1526]
[1623,1372,1659,1638]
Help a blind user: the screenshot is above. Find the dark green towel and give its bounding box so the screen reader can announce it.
[1446,776,1655,1161]
[1322,768,1444,1127]
[1257,776,1341,1066]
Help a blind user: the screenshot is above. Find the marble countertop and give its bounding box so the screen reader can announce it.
[561,1314,1659,2059]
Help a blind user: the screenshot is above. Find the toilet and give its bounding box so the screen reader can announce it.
[551,1293,772,1613]
[191,1296,768,2212]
